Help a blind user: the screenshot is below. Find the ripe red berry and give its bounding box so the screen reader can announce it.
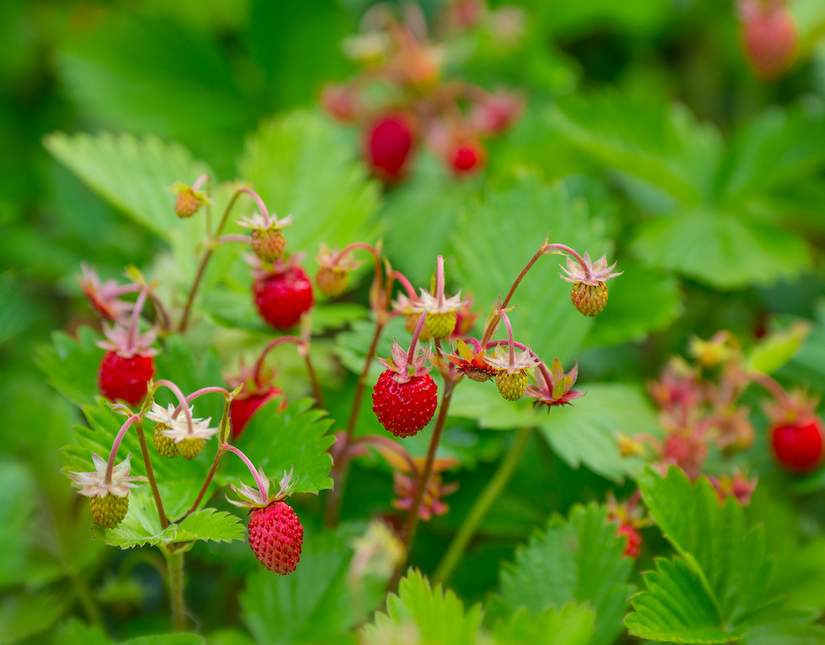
[247,501,303,575]
[364,114,415,182]
[253,265,314,330]
[741,3,797,80]
[372,370,438,438]
[771,419,824,472]
[616,523,643,559]
[98,350,155,406]
[230,387,286,439]
[448,140,486,175]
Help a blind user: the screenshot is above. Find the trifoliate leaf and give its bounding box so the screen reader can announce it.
[237,110,381,270]
[219,398,334,495]
[626,468,823,644]
[492,503,634,645]
[362,570,483,645]
[632,209,812,290]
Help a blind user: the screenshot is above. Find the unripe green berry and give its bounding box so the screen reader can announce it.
[496,369,529,401]
[425,312,457,340]
[153,423,178,459]
[571,282,608,317]
[89,493,129,528]
[252,227,286,263]
[316,266,348,298]
[178,437,205,460]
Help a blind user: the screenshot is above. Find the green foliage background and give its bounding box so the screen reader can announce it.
[3,0,825,643]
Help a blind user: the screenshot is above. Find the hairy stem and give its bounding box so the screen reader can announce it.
[105,415,139,483]
[154,380,195,435]
[433,426,531,584]
[135,419,168,529]
[223,444,268,503]
[395,380,456,581]
[179,190,242,332]
[325,319,387,526]
[304,352,325,409]
[167,549,186,631]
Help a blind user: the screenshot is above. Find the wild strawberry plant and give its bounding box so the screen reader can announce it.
[5,1,825,645]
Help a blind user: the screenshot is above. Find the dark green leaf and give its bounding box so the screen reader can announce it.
[493,604,595,645]
[0,592,68,645]
[0,271,42,344]
[35,327,103,407]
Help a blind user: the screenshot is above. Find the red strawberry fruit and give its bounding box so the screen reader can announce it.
[740,0,798,80]
[96,324,158,406]
[248,501,304,575]
[364,114,415,182]
[448,139,486,176]
[372,340,438,438]
[771,419,824,472]
[253,262,314,330]
[230,388,285,439]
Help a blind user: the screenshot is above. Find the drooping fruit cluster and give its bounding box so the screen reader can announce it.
[253,261,314,330]
[315,244,362,299]
[739,0,798,80]
[372,341,438,438]
[90,494,130,529]
[240,213,294,264]
[248,501,304,575]
[171,181,207,218]
[68,453,147,530]
[321,4,523,182]
[560,252,622,318]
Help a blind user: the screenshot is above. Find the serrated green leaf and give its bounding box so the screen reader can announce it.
[626,468,821,643]
[119,635,205,645]
[0,592,68,645]
[64,399,214,520]
[334,316,407,380]
[92,491,244,549]
[494,503,634,645]
[624,557,745,644]
[219,398,334,495]
[632,210,812,290]
[237,110,381,269]
[547,92,723,206]
[452,174,610,365]
[538,384,660,483]
[241,528,388,645]
[51,618,110,645]
[493,604,595,645]
[34,327,103,407]
[362,570,483,645]
[584,263,683,347]
[448,384,539,431]
[43,131,212,242]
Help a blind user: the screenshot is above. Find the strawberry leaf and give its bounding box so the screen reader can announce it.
[492,604,595,645]
[362,570,483,645]
[0,592,69,645]
[219,398,334,496]
[625,467,825,643]
[35,327,103,408]
[240,527,389,645]
[91,491,244,550]
[491,503,634,645]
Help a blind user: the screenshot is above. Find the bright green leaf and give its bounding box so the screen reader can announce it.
[119,635,206,645]
[362,570,483,645]
[494,503,634,645]
[745,322,810,374]
[632,210,812,290]
[51,619,110,645]
[493,604,595,645]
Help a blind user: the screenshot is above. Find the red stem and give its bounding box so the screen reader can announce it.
[105,415,140,483]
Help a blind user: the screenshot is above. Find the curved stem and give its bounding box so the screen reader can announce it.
[406,312,428,366]
[538,361,554,389]
[544,243,590,280]
[485,339,536,356]
[214,234,252,245]
[499,246,544,313]
[126,289,149,351]
[184,398,232,519]
[253,336,302,381]
[135,419,168,529]
[499,311,516,369]
[304,352,325,409]
[433,426,532,584]
[154,380,194,435]
[179,190,243,332]
[223,444,269,504]
[335,242,379,263]
[180,386,231,409]
[238,188,270,226]
[395,380,456,582]
[105,415,139,483]
[747,372,791,406]
[191,173,209,192]
[392,270,418,300]
[204,175,212,236]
